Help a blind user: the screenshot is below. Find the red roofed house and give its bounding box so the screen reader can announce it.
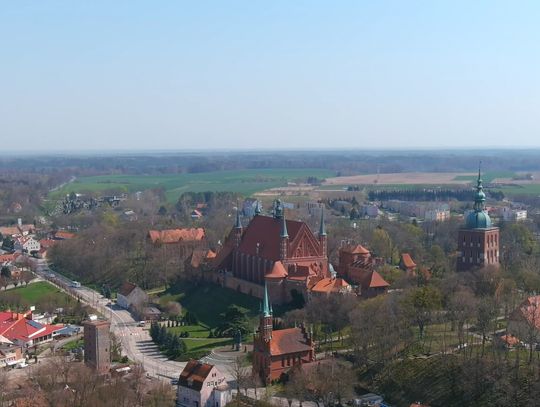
[400,253,417,276]
[338,244,389,298]
[177,360,231,407]
[252,284,315,384]
[0,310,63,348]
[214,200,331,304]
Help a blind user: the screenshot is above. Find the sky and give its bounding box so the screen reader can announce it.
[1,1,540,152]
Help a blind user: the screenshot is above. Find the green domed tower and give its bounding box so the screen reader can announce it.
[457,164,500,271]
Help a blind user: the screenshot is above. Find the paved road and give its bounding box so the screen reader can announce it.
[33,259,236,381]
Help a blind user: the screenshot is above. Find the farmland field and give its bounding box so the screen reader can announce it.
[51,168,335,203]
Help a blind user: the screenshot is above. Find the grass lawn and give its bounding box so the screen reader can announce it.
[168,324,211,338]
[62,338,84,351]
[50,168,335,203]
[159,281,260,329]
[0,281,72,307]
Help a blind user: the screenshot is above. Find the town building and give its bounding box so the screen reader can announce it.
[214,200,331,304]
[337,244,389,297]
[457,168,500,272]
[252,284,315,383]
[177,360,231,407]
[83,319,111,374]
[0,309,63,347]
[0,219,35,238]
[116,281,148,311]
[0,344,24,368]
[500,206,527,222]
[148,228,207,258]
[14,236,41,254]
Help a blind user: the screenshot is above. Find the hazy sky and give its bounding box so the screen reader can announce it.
[1,1,540,151]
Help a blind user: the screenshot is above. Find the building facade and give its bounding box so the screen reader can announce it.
[177,361,230,407]
[116,281,148,311]
[457,168,500,272]
[83,319,111,374]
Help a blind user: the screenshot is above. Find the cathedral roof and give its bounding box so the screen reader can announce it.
[237,215,306,260]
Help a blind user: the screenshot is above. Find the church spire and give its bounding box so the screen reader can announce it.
[319,208,326,237]
[473,161,486,212]
[262,282,272,317]
[280,212,288,238]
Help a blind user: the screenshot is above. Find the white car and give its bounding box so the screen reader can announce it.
[17,362,29,369]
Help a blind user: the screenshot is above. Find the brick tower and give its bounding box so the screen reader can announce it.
[457,165,500,271]
[83,319,111,374]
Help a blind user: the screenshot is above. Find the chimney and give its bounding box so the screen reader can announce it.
[18,218,22,228]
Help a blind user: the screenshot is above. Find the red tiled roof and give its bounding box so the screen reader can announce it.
[342,244,370,255]
[237,216,305,260]
[54,231,76,240]
[148,228,206,244]
[310,277,350,293]
[358,270,390,289]
[265,261,288,279]
[401,253,417,269]
[0,311,63,344]
[0,254,18,263]
[178,360,214,391]
[118,281,138,297]
[269,328,313,356]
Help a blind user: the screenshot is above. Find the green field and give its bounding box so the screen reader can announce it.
[0,281,72,307]
[453,171,516,183]
[51,168,335,203]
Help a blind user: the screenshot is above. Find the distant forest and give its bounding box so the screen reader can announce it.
[3,149,540,177]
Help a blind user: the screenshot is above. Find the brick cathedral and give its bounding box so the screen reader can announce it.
[457,167,500,271]
[215,200,330,304]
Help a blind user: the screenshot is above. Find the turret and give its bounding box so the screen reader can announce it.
[259,282,273,342]
[280,211,289,260]
[318,208,327,256]
[254,200,262,216]
[234,208,242,247]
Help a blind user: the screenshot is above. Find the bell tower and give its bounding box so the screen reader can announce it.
[457,163,500,271]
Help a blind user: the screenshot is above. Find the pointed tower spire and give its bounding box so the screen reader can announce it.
[280,212,288,238]
[235,207,242,229]
[262,281,272,317]
[319,208,326,237]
